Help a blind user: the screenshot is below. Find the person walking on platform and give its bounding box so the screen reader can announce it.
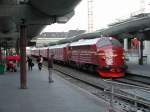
[27,57,33,71]
[38,55,43,70]
[48,54,54,83]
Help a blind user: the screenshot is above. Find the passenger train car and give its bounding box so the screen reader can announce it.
[31,37,127,77]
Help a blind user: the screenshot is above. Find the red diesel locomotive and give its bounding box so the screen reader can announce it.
[31,37,127,77]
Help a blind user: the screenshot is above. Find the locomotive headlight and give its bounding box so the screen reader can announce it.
[122,52,125,59]
[101,56,106,59]
[98,53,105,56]
[112,54,117,57]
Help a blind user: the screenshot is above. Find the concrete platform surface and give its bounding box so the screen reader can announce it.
[0,66,108,112]
[127,63,150,77]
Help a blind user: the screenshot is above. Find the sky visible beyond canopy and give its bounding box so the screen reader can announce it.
[42,0,150,33]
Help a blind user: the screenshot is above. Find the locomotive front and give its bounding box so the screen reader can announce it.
[96,37,127,77]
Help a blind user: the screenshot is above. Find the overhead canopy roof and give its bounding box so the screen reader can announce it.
[0,0,81,48]
[56,13,150,45]
[97,13,150,39]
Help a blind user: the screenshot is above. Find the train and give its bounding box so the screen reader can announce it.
[31,36,127,78]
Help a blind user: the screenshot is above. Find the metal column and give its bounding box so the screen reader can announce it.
[16,39,20,55]
[5,42,8,56]
[139,39,144,65]
[20,23,27,89]
[16,39,20,67]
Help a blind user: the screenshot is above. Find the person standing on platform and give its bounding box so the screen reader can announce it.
[48,54,54,83]
[38,55,43,70]
[27,57,33,71]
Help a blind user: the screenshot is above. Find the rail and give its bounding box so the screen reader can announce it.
[105,79,150,110]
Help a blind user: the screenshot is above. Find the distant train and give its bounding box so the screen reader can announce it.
[31,37,127,77]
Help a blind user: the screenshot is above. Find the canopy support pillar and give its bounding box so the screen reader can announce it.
[20,20,27,89]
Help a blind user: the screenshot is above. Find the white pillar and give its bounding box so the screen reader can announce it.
[143,41,150,64]
[124,38,128,52]
[144,41,150,53]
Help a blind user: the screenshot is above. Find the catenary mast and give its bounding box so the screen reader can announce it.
[87,0,94,32]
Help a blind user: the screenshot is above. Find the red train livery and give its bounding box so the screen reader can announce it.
[31,37,127,77]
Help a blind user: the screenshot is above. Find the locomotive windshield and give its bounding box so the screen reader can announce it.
[111,38,122,47]
[96,38,122,47]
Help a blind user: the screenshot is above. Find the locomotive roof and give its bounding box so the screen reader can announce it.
[70,37,109,47]
[31,47,41,50]
[41,47,49,49]
[49,43,69,49]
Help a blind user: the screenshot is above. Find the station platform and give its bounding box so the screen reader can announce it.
[0,65,108,112]
[126,63,150,77]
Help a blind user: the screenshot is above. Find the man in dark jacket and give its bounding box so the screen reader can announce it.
[27,57,33,71]
[48,54,54,83]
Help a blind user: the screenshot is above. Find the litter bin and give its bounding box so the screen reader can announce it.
[0,64,5,74]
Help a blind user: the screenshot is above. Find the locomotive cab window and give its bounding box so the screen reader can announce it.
[111,38,122,47]
[96,39,110,47]
[96,38,122,48]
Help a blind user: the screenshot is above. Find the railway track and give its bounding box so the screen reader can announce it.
[53,63,150,90]
[52,64,150,111]
[113,76,150,89]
